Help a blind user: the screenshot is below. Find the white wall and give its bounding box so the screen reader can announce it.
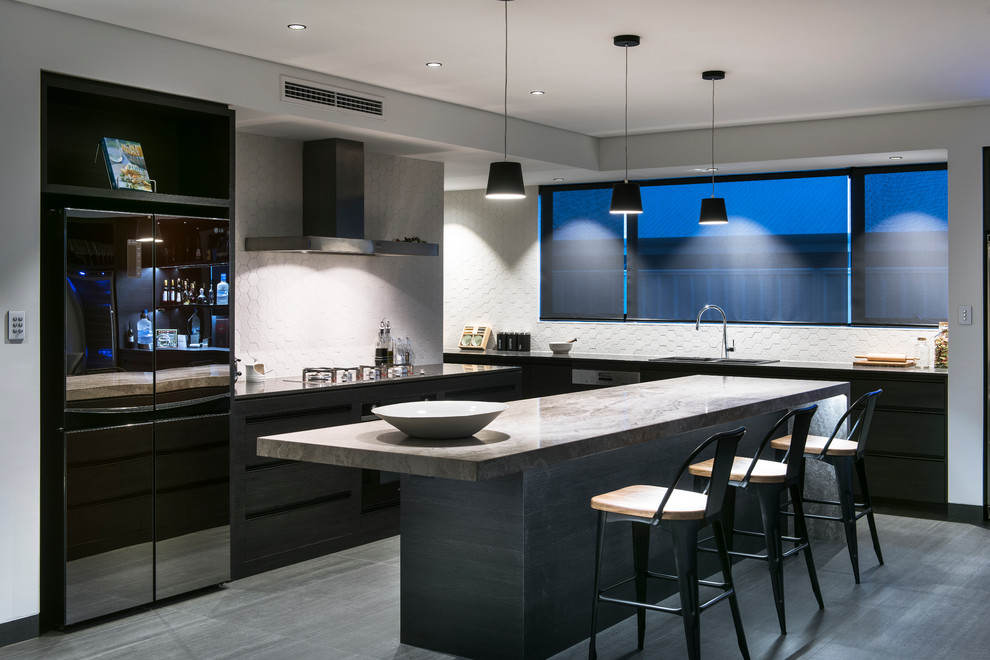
[235,134,444,374]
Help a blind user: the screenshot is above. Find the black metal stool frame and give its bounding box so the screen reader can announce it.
[588,427,750,660]
[698,404,824,635]
[784,389,884,584]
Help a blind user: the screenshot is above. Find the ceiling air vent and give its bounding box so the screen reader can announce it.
[280,76,385,119]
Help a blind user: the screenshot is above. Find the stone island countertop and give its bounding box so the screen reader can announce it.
[257,374,848,481]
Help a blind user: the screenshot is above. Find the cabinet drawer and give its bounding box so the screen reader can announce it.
[244,462,358,517]
[243,496,355,562]
[240,404,356,467]
[864,455,945,504]
[866,410,945,459]
[851,379,944,412]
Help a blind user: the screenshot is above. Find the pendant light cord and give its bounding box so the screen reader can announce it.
[624,44,630,183]
[710,76,716,198]
[502,0,509,161]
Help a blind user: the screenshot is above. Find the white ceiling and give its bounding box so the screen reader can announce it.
[19,0,990,187]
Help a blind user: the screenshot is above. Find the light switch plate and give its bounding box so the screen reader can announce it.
[7,310,25,340]
[958,305,973,325]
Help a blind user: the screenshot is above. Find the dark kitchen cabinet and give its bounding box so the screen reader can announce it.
[230,368,521,579]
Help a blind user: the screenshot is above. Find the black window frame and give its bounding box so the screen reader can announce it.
[539,162,948,327]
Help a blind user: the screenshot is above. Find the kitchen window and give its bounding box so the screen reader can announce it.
[540,164,947,326]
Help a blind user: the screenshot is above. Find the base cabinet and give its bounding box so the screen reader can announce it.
[231,369,521,579]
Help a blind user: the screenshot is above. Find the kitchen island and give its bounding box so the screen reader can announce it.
[258,375,848,660]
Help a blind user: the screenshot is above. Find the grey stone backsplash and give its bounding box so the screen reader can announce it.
[234,133,443,379]
[443,187,939,364]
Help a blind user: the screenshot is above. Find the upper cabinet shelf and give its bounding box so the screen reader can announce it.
[42,73,234,205]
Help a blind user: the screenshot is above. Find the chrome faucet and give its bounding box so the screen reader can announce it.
[695,304,735,359]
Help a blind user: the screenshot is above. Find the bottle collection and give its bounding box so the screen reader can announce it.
[160,276,225,306]
[373,318,413,378]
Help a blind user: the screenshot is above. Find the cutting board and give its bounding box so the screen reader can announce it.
[853,358,916,367]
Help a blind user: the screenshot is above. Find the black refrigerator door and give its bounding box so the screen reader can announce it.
[64,208,157,424]
[152,214,231,415]
[154,413,231,599]
[64,423,154,625]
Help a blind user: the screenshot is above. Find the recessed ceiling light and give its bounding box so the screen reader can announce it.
[530,90,546,95]
[287,23,307,30]
[426,61,443,68]
[706,167,719,172]
[553,177,565,182]
[889,155,903,160]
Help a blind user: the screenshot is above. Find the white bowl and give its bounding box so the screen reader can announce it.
[549,342,574,354]
[371,400,509,439]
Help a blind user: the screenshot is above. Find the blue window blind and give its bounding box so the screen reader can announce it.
[855,169,948,324]
[541,188,625,319]
[631,176,848,323]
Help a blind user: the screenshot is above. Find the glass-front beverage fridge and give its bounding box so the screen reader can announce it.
[44,208,232,627]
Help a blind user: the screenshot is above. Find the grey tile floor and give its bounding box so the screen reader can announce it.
[3,513,990,659]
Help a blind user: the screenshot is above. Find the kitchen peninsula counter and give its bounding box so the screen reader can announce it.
[445,349,948,506]
[258,375,846,481]
[257,375,848,660]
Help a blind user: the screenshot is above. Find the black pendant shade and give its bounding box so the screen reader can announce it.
[486,0,525,200]
[700,69,727,225]
[699,196,728,224]
[609,181,643,215]
[609,34,642,215]
[486,161,526,199]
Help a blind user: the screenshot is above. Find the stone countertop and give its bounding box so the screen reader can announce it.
[257,375,847,481]
[444,348,948,378]
[234,363,521,399]
[66,365,231,401]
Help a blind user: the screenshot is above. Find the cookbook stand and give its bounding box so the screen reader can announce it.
[458,325,492,350]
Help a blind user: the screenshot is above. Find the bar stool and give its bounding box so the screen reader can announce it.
[770,390,883,584]
[588,427,749,660]
[688,404,823,635]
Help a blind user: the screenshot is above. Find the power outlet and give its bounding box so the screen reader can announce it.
[958,304,973,325]
[7,310,25,341]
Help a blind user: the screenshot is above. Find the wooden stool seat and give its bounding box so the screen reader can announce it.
[688,405,825,635]
[774,390,884,584]
[770,434,857,456]
[591,485,708,520]
[688,456,786,484]
[588,428,750,660]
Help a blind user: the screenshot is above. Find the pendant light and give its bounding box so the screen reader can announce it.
[699,70,728,224]
[486,0,526,199]
[609,35,643,214]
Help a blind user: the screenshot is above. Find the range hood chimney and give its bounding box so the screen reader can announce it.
[244,138,438,256]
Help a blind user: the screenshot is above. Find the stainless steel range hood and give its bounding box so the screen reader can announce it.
[244,138,439,256]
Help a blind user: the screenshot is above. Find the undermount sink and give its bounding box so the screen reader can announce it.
[650,356,779,365]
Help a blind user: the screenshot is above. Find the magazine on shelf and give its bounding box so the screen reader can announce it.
[100,137,153,192]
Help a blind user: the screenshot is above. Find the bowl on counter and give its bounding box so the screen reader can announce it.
[549,341,575,354]
[371,400,509,439]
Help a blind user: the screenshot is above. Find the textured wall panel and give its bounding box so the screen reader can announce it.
[235,134,443,378]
